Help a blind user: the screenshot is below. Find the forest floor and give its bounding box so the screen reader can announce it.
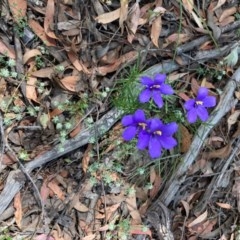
[0,0,240,239]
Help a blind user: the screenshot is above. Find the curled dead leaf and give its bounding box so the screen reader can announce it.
[150,15,162,47]
[23,49,42,64]
[188,210,208,228]
[0,40,15,58]
[8,0,27,22]
[28,19,56,46]
[204,144,232,160]
[179,124,192,153]
[95,8,120,24]
[14,192,22,229]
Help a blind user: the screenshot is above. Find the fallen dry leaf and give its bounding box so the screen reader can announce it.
[166,33,191,45]
[182,0,194,13]
[67,51,90,74]
[74,201,89,212]
[179,124,192,153]
[168,72,188,82]
[188,210,208,228]
[40,179,50,204]
[48,178,65,201]
[119,0,128,33]
[23,49,42,64]
[26,77,38,102]
[95,8,121,24]
[181,200,190,218]
[213,0,227,11]
[0,40,15,58]
[216,202,232,209]
[14,192,22,229]
[219,7,237,22]
[60,75,80,92]
[149,167,162,199]
[219,16,235,26]
[227,110,240,132]
[204,144,232,160]
[44,0,57,39]
[31,61,68,78]
[82,144,92,173]
[81,234,96,240]
[126,191,142,225]
[95,203,121,221]
[150,15,162,47]
[127,2,140,43]
[28,19,56,46]
[97,51,138,75]
[8,0,27,22]
[34,234,54,240]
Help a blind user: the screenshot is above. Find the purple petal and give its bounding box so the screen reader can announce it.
[184,99,195,111]
[121,115,134,126]
[139,89,151,103]
[160,84,174,95]
[137,131,150,150]
[140,76,154,86]
[161,122,178,136]
[154,74,166,84]
[149,136,162,158]
[197,87,208,100]
[159,136,177,149]
[122,126,137,141]
[197,107,209,122]
[203,96,216,108]
[152,90,164,108]
[133,109,146,123]
[149,118,163,132]
[187,108,198,123]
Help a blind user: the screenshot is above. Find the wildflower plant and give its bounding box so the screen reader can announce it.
[184,87,216,123]
[139,74,174,108]
[121,74,217,159]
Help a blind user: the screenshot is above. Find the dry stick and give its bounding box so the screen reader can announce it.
[176,20,240,54]
[158,67,240,206]
[194,137,240,215]
[0,108,122,215]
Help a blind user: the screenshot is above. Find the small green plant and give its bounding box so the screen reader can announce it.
[118,219,131,240]
[0,57,17,79]
[14,17,28,37]
[35,55,45,69]
[196,64,226,81]
[113,63,142,113]
[18,150,29,161]
[235,12,240,20]
[54,65,65,72]
[88,161,123,187]
[0,235,13,240]
[27,106,39,117]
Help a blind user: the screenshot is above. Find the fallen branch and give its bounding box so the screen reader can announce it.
[0,108,122,215]
[158,67,240,206]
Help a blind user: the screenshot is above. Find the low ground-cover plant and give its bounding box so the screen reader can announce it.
[121,73,217,159]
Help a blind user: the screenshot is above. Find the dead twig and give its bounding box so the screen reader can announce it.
[0,108,122,215]
[158,67,240,206]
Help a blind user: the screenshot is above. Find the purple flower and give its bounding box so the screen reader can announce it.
[184,87,216,123]
[121,109,148,141]
[139,74,174,108]
[138,119,178,159]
